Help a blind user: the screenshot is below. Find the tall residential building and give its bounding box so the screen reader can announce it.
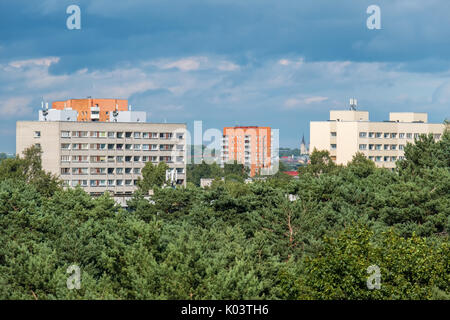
[221,126,272,177]
[17,109,187,196]
[310,110,445,169]
[52,98,129,122]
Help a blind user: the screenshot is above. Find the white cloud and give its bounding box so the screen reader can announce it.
[284,96,329,109]
[161,58,205,71]
[217,61,240,71]
[9,57,60,68]
[0,97,33,117]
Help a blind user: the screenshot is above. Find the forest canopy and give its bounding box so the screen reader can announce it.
[0,132,449,300]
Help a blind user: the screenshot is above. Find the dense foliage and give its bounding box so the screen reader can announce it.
[0,132,448,299]
[186,161,249,186]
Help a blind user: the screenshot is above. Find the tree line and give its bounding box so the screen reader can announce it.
[0,131,448,299]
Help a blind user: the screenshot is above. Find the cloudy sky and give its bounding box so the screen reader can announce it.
[1,0,449,152]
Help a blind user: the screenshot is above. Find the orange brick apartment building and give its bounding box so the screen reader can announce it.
[222,126,272,177]
[52,98,128,122]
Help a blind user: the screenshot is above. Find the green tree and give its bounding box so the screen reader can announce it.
[298,149,340,177]
[0,145,61,197]
[137,162,169,193]
[296,225,449,300]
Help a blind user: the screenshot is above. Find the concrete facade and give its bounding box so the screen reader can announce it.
[221,126,272,177]
[310,110,445,169]
[52,98,128,122]
[17,121,187,195]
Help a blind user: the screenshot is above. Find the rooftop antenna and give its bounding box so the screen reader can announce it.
[349,98,357,111]
[112,104,119,122]
[41,101,49,121]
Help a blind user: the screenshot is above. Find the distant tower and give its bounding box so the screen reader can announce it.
[300,134,307,155]
[349,98,357,111]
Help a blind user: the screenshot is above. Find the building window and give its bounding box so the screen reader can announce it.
[376,132,382,138]
[151,132,158,139]
[108,132,115,138]
[160,133,173,139]
[384,144,389,150]
[376,156,382,162]
[116,180,124,186]
[391,133,397,138]
[125,168,132,174]
[134,132,141,139]
[330,132,337,137]
[359,132,367,138]
[359,144,367,150]
[133,156,140,162]
[125,156,132,162]
[72,168,88,175]
[369,144,374,150]
[414,133,420,139]
[134,144,141,150]
[391,145,397,150]
[384,133,390,138]
[61,143,70,150]
[125,132,132,138]
[399,133,405,139]
[384,156,389,162]
[108,144,115,150]
[330,144,337,150]
[434,134,442,140]
[61,168,70,175]
[176,168,184,174]
[125,144,132,150]
[391,156,397,162]
[399,144,404,150]
[116,156,123,163]
[61,155,70,162]
[143,132,149,139]
[117,132,124,139]
[34,131,41,138]
[406,133,412,139]
[142,144,149,151]
[133,168,140,174]
[375,144,382,150]
[125,180,132,186]
[61,131,70,138]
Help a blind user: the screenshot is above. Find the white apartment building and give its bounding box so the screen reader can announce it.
[310,110,446,169]
[16,120,187,195]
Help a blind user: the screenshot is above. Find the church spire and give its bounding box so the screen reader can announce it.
[300,133,307,155]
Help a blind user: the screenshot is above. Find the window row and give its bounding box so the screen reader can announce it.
[368,156,405,162]
[358,132,441,139]
[65,179,184,187]
[359,144,405,151]
[62,167,185,175]
[61,143,182,151]
[61,155,182,163]
[63,131,183,139]
[330,132,442,140]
